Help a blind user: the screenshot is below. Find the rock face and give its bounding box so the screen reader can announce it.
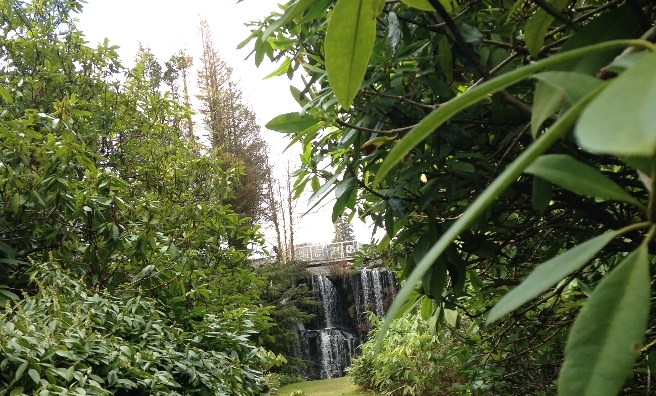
[297,267,396,379]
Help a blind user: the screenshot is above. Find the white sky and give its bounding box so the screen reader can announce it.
[76,0,380,246]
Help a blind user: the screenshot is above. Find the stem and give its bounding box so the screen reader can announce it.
[616,221,652,237]
[642,225,656,247]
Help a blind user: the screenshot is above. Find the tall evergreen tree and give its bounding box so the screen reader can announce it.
[196,20,269,227]
[332,215,356,243]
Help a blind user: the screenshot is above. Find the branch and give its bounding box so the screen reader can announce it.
[335,118,413,135]
[363,90,438,109]
[532,0,578,31]
[427,0,534,115]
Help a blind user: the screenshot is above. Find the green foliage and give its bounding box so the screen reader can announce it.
[0,1,278,393]
[255,261,318,375]
[248,0,656,393]
[0,259,265,395]
[349,311,469,395]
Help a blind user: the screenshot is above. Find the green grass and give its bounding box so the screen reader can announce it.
[277,377,380,396]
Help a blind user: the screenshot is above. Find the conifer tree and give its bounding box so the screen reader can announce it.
[196,20,269,226]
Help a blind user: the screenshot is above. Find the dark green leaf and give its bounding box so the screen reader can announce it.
[531,176,551,214]
[0,288,19,300]
[487,232,616,323]
[524,0,568,57]
[559,246,650,396]
[524,154,641,206]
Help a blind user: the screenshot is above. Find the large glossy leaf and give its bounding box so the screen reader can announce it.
[376,84,604,350]
[576,51,656,156]
[531,72,602,137]
[524,0,568,57]
[524,154,641,206]
[487,231,617,323]
[374,39,645,186]
[325,0,378,109]
[265,112,320,133]
[559,245,650,396]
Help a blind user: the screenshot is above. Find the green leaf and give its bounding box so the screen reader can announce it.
[15,361,28,381]
[262,0,316,40]
[11,192,20,214]
[531,71,602,137]
[576,51,656,156]
[290,86,309,106]
[373,40,643,186]
[437,35,453,80]
[264,57,292,79]
[0,288,19,300]
[487,231,616,323]
[27,369,40,385]
[524,0,568,57]
[531,176,551,214]
[111,224,119,241]
[524,154,641,206]
[9,388,23,396]
[0,85,13,104]
[265,112,320,133]
[420,296,432,320]
[325,0,378,109]
[376,83,604,351]
[558,245,650,396]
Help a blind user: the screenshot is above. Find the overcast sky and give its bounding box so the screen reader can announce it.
[76,1,380,246]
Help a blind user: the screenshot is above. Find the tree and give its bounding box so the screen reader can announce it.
[332,215,356,243]
[0,2,276,393]
[249,1,656,394]
[265,161,300,263]
[197,20,269,228]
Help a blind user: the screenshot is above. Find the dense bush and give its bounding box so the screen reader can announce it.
[0,259,266,395]
[349,310,471,396]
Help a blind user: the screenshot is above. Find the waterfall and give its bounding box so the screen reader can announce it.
[319,329,357,379]
[298,269,397,379]
[312,274,340,328]
[361,268,393,318]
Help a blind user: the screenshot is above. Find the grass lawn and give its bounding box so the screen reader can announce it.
[277,377,380,396]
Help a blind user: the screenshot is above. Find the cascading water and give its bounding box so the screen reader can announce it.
[299,269,397,379]
[360,268,396,318]
[312,274,340,328]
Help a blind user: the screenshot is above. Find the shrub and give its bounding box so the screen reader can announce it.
[348,311,470,396]
[0,259,266,395]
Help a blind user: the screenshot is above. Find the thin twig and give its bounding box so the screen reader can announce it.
[335,118,412,135]
[363,90,438,110]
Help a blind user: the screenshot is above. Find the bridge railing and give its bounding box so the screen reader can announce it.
[294,240,362,262]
